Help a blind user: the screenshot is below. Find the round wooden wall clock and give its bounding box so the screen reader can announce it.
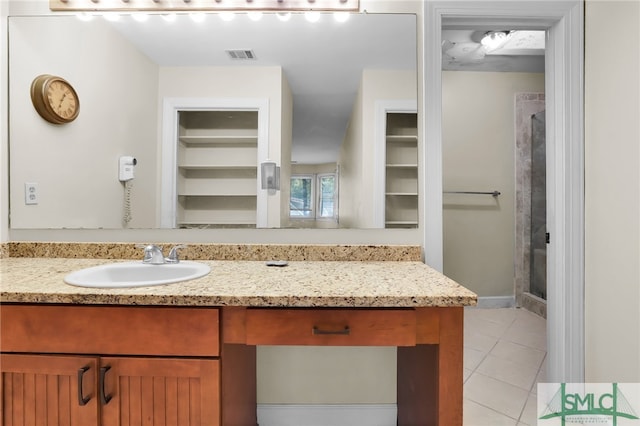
[30,74,80,124]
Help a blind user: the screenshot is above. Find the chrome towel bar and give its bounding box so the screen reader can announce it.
[444,190,501,197]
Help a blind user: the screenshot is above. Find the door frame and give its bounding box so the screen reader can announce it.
[422,1,584,382]
[159,97,270,229]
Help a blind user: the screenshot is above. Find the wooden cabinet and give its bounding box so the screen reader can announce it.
[385,112,418,228]
[1,354,219,426]
[1,354,99,426]
[177,110,260,228]
[1,306,222,426]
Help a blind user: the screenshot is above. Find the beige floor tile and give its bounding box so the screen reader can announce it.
[476,354,540,390]
[466,307,519,326]
[466,316,512,338]
[464,372,530,419]
[490,340,546,370]
[518,393,539,426]
[464,330,500,353]
[464,346,487,371]
[501,327,547,351]
[463,399,519,426]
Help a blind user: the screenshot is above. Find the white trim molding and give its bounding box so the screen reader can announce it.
[257,404,397,426]
[423,1,584,383]
[159,97,269,229]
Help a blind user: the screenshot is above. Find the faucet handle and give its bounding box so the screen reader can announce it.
[166,245,187,263]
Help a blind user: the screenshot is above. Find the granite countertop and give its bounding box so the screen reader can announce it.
[0,258,477,308]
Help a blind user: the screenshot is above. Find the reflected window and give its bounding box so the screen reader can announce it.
[318,174,336,219]
[290,175,314,218]
[290,173,337,220]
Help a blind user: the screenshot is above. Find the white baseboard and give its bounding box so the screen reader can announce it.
[256,404,397,426]
[473,295,516,309]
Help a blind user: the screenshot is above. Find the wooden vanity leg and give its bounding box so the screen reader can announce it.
[220,343,257,426]
[220,307,257,426]
[397,307,464,426]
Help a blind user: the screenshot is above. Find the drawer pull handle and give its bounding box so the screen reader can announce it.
[77,365,91,406]
[100,366,113,405]
[312,326,350,335]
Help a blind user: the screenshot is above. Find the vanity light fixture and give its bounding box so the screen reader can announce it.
[480,31,512,52]
[261,161,280,195]
[49,0,358,12]
[161,13,177,21]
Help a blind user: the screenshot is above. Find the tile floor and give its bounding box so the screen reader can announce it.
[463,307,547,426]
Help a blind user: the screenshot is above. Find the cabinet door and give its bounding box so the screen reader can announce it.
[1,354,99,426]
[100,357,220,426]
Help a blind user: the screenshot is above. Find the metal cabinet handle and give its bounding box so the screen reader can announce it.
[312,326,350,335]
[100,366,112,405]
[77,365,91,406]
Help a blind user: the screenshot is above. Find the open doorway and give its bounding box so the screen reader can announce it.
[440,29,546,313]
[422,1,584,383]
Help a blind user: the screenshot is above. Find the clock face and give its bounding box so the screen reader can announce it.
[30,74,80,124]
[45,79,78,121]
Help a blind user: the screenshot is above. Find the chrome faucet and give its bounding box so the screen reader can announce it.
[142,244,166,265]
[140,244,187,264]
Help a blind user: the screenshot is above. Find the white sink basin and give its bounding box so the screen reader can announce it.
[64,261,211,288]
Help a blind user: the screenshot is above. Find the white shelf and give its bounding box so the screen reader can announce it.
[386,135,418,143]
[386,163,418,168]
[176,110,259,227]
[385,112,418,229]
[179,135,257,146]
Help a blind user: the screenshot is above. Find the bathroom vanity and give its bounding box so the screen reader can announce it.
[0,257,477,426]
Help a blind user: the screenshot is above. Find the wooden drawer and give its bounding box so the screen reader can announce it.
[1,305,219,357]
[245,308,417,346]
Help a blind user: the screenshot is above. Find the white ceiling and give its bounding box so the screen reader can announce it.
[109,12,417,164]
[108,14,544,164]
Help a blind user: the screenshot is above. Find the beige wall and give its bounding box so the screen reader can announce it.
[338,69,418,229]
[442,71,544,297]
[584,0,640,382]
[8,16,159,229]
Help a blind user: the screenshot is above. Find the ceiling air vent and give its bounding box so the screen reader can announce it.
[226,49,256,60]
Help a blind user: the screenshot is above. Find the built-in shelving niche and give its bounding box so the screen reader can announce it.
[176,110,259,228]
[385,112,418,228]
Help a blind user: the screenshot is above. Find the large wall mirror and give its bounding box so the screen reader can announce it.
[8,12,417,231]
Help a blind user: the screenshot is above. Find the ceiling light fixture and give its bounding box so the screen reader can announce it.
[480,31,512,52]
